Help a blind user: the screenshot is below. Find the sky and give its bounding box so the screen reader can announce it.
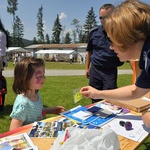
[0,0,149,41]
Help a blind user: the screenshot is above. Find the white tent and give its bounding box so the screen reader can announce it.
[35,49,77,54]
[6,47,28,53]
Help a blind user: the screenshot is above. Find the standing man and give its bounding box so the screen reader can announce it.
[69,54,73,64]
[86,4,124,103]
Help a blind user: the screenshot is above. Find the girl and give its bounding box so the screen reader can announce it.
[10,57,65,130]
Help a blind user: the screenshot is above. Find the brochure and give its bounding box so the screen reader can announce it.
[0,133,37,150]
[28,118,75,138]
[28,116,102,139]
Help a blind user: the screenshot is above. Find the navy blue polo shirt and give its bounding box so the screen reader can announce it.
[86,25,123,67]
[136,38,150,88]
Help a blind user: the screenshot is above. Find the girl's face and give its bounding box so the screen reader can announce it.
[29,66,45,91]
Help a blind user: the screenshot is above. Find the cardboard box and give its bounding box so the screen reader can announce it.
[108,93,150,112]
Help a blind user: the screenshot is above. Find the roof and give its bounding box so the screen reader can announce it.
[36,49,77,54]
[6,47,28,52]
[25,43,87,49]
[25,44,43,49]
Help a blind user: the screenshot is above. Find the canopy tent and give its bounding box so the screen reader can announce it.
[35,49,77,54]
[6,47,28,53]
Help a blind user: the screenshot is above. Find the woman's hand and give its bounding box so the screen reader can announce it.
[80,86,101,99]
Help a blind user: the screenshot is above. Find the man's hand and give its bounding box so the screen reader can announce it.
[85,69,90,78]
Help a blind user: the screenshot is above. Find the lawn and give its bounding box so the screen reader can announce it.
[5,60,132,70]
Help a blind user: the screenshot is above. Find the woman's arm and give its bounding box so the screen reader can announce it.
[80,84,150,101]
[142,111,150,128]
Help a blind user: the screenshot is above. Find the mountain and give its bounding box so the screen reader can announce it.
[22,38,33,46]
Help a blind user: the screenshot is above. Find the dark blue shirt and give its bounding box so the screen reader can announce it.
[86,25,123,67]
[136,38,150,88]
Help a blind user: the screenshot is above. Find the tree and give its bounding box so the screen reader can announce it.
[71,30,77,43]
[71,18,82,43]
[13,16,24,46]
[83,7,97,43]
[60,25,66,43]
[64,32,71,44]
[33,37,38,44]
[37,5,44,43]
[78,27,84,43]
[7,0,18,24]
[51,14,62,44]
[45,34,50,44]
[7,0,18,45]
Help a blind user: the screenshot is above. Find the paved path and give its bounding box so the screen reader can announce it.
[2,69,132,77]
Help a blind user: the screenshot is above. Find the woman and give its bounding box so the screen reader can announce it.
[0,18,9,75]
[80,0,150,128]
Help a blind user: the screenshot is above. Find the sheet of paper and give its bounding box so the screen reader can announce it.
[72,110,92,120]
[142,97,150,101]
[101,113,150,142]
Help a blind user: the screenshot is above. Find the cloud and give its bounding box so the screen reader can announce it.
[64,29,72,34]
[59,12,67,21]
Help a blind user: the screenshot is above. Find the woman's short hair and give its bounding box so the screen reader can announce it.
[104,0,150,51]
[13,57,45,94]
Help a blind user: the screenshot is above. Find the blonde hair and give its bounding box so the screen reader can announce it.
[104,0,150,51]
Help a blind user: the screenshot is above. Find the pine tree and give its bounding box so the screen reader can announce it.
[33,37,38,44]
[7,0,18,24]
[83,7,97,43]
[51,14,62,44]
[45,34,50,44]
[13,16,24,47]
[78,28,84,43]
[64,32,71,44]
[37,5,44,43]
[7,0,18,46]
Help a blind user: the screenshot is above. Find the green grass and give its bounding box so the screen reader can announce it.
[5,60,131,70]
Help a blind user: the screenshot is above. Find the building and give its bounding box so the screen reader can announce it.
[25,43,87,62]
